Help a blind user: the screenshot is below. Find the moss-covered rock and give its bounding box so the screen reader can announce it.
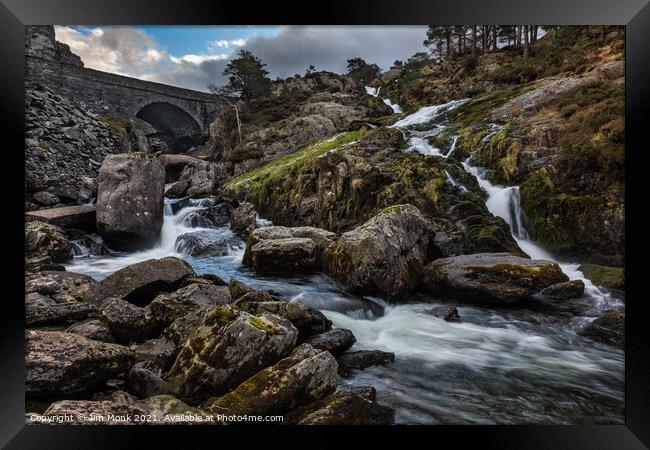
[166,305,298,402]
[203,344,339,416]
[284,390,395,425]
[421,252,569,304]
[577,264,624,290]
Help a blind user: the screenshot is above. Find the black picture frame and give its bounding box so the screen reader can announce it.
[1,0,647,447]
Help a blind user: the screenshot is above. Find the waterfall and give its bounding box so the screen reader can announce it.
[365,85,403,114]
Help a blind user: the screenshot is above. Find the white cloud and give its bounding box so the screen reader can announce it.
[210,38,248,49]
[169,53,229,65]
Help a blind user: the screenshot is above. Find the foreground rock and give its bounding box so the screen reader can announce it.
[303,328,356,355]
[148,283,231,327]
[87,257,195,306]
[285,389,395,425]
[25,221,73,263]
[577,263,625,291]
[166,306,298,401]
[26,270,97,302]
[25,330,134,397]
[126,362,168,398]
[100,297,160,344]
[204,344,339,416]
[336,350,395,376]
[25,292,95,327]
[323,205,430,299]
[421,253,568,303]
[25,205,96,231]
[166,160,219,198]
[583,312,624,347]
[236,300,332,342]
[244,226,337,275]
[66,319,115,343]
[96,153,165,250]
[540,280,585,300]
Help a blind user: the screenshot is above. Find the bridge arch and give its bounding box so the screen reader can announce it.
[135,102,202,154]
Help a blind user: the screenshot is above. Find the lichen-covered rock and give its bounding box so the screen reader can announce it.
[166,160,219,198]
[228,278,255,301]
[139,395,214,425]
[303,328,356,355]
[133,337,178,371]
[323,205,430,299]
[25,330,134,397]
[148,283,231,327]
[336,350,395,376]
[25,221,73,263]
[249,238,317,275]
[421,253,569,304]
[284,390,395,425]
[42,398,148,425]
[583,311,624,347]
[166,305,298,401]
[25,270,97,302]
[300,102,365,129]
[96,153,165,250]
[66,319,115,343]
[26,292,95,327]
[87,257,195,306]
[577,264,625,291]
[236,301,332,342]
[100,297,161,344]
[203,344,339,416]
[540,279,585,300]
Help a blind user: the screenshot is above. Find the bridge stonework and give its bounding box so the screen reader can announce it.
[25,26,226,143]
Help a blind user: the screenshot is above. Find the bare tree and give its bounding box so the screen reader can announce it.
[207,84,243,147]
[523,25,530,61]
[472,26,478,55]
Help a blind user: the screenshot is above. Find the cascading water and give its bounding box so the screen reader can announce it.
[66,97,623,424]
[365,85,403,113]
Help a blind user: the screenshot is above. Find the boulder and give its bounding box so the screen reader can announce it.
[577,264,625,291]
[126,362,168,398]
[25,270,97,302]
[228,278,255,301]
[25,292,95,327]
[139,395,214,425]
[166,160,219,198]
[96,153,165,250]
[243,225,337,274]
[100,297,161,344]
[25,220,73,263]
[300,102,365,129]
[540,280,585,300]
[32,190,60,206]
[203,344,339,416]
[25,330,134,397]
[158,154,203,183]
[87,257,195,306]
[583,312,624,347]
[133,337,178,371]
[336,350,395,376]
[25,205,96,231]
[25,256,66,273]
[230,202,257,238]
[166,305,298,401]
[284,390,395,425]
[175,230,239,257]
[421,253,569,304]
[303,328,356,355]
[148,283,231,327]
[41,398,148,425]
[443,306,460,322]
[323,205,430,299]
[236,301,332,342]
[182,200,233,228]
[66,319,115,343]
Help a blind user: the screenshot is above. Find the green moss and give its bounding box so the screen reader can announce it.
[248,316,277,335]
[578,263,624,290]
[204,305,237,327]
[127,151,156,159]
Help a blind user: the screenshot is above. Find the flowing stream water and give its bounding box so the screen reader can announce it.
[66,97,624,425]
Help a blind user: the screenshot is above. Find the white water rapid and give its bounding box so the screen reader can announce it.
[66,97,624,425]
[365,85,403,113]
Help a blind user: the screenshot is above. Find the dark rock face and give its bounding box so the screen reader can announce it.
[148,283,231,328]
[87,257,195,306]
[336,350,395,376]
[158,154,203,183]
[303,328,356,355]
[100,297,161,344]
[236,300,332,342]
[25,221,73,263]
[25,330,134,397]
[96,154,166,250]
[133,338,178,371]
[323,205,430,299]
[540,280,585,300]
[175,230,240,257]
[25,205,96,232]
[230,202,257,238]
[285,390,395,425]
[443,306,461,322]
[166,306,298,401]
[126,362,168,399]
[66,319,115,343]
[203,344,339,416]
[421,253,569,303]
[583,312,624,347]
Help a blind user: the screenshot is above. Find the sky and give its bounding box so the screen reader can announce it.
[53,25,428,92]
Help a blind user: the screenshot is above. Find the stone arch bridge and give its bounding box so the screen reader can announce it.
[25,26,227,153]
